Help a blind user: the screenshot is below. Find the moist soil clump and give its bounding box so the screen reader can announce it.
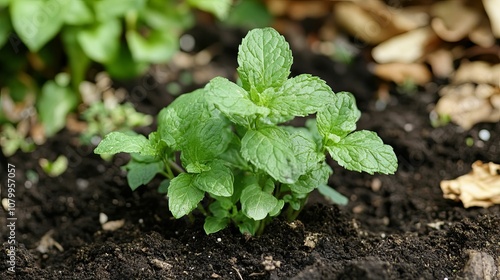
[1,26,499,279]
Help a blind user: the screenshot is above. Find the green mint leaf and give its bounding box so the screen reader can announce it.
[157,179,170,194]
[204,216,230,234]
[265,74,335,123]
[317,92,361,144]
[317,185,348,206]
[268,199,285,217]
[180,117,232,166]
[94,132,151,155]
[240,184,278,220]
[208,200,231,218]
[125,160,163,191]
[158,89,212,149]
[235,214,258,235]
[326,130,398,175]
[218,139,250,170]
[205,77,269,126]
[158,89,231,166]
[237,27,292,92]
[185,162,211,174]
[168,173,204,218]
[287,162,332,194]
[241,127,301,184]
[194,162,234,197]
[287,127,325,172]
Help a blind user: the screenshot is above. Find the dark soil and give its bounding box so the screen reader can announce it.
[1,25,499,280]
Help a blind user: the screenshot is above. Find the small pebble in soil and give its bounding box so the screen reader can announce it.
[138,218,143,224]
[404,123,414,132]
[99,213,108,224]
[76,179,89,190]
[24,180,33,189]
[375,99,387,111]
[478,129,490,141]
[180,34,195,52]
[217,238,222,242]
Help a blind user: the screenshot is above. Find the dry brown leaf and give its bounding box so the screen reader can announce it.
[431,0,481,42]
[435,83,500,129]
[265,0,331,19]
[372,27,436,63]
[102,219,125,231]
[469,20,496,48]
[453,61,500,85]
[482,0,500,38]
[372,62,432,85]
[440,161,500,208]
[334,1,405,45]
[426,48,454,78]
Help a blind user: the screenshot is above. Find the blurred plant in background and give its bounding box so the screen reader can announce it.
[0,0,233,156]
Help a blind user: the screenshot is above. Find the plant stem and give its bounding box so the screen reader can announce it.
[168,159,185,174]
[197,203,207,216]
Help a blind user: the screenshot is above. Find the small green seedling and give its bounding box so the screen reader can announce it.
[95,28,398,235]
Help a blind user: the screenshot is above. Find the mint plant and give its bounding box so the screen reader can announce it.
[95,27,398,235]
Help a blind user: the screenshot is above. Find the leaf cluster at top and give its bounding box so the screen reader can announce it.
[95,27,398,235]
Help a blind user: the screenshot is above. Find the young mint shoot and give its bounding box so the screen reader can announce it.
[94,27,398,236]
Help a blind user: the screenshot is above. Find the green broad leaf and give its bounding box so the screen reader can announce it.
[194,162,234,197]
[204,216,230,234]
[326,130,398,175]
[317,184,348,206]
[187,0,231,20]
[126,29,178,63]
[287,128,325,172]
[38,80,77,137]
[208,200,231,218]
[93,0,146,21]
[158,89,215,149]
[168,173,204,218]
[237,28,292,92]
[140,2,194,31]
[224,0,272,29]
[235,214,258,235]
[94,132,151,155]
[180,117,232,165]
[317,92,361,144]
[218,141,250,170]
[0,10,11,48]
[105,43,149,79]
[205,77,269,126]
[157,179,170,194]
[265,74,335,123]
[64,1,93,25]
[125,160,163,191]
[77,19,121,63]
[288,162,332,194]
[241,127,301,184]
[143,132,171,158]
[61,27,90,89]
[10,0,67,51]
[268,199,284,217]
[0,0,10,7]
[185,162,211,174]
[39,155,68,177]
[240,184,278,221]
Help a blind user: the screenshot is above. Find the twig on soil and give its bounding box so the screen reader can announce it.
[232,265,243,280]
